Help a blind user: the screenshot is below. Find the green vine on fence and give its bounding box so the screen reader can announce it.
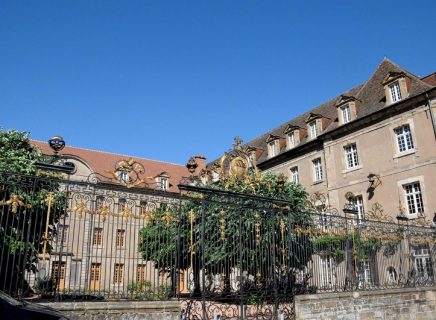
[312,232,383,260]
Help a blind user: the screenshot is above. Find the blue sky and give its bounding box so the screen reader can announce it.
[1,1,435,165]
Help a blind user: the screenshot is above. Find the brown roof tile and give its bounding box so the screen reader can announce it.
[32,140,189,192]
[208,59,434,167]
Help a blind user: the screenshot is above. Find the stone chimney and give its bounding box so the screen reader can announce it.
[194,155,206,172]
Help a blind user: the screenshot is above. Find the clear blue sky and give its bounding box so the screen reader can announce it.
[1,1,435,165]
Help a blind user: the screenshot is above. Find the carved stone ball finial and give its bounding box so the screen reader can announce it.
[48,136,65,155]
[186,157,198,175]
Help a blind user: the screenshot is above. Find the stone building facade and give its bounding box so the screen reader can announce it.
[30,141,202,296]
[209,59,436,225]
[205,58,436,290]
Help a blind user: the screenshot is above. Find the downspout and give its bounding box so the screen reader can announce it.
[322,144,330,204]
[426,93,436,142]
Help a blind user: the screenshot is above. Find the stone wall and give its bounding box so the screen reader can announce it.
[294,286,436,320]
[39,300,180,320]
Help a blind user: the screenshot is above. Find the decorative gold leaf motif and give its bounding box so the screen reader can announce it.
[0,195,32,214]
[68,201,88,219]
[105,157,150,188]
[366,202,392,222]
[220,209,226,241]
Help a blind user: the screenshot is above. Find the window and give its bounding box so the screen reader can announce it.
[404,182,424,214]
[389,81,402,103]
[117,170,129,184]
[290,167,299,184]
[137,264,146,283]
[395,125,414,152]
[90,263,101,290]
[139,201,148,215]
[309,121,317,139]
[114,263,124,284]
[344,144,359,169]
[51,261,66,289]
[57,224,69,244]
[320,255,332,287]
[359,260,372,285]
[118,198,126,213]
[313,158,323,181]
[387,266,397,284]
[287,132,296,149]
[96,196,105,210]
[414,245,433,279]
[341,104,351,124]
[160,177,169,191]
[352,195,364,224]
[70,260,82,285]
[268,141,277,157]
[93,227,103,246]
[116,229,125,247]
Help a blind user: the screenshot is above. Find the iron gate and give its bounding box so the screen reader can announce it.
[177,184,307,320]
[0,171,435,320]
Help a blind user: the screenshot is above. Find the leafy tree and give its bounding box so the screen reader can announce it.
[0,129,65,296]
[139,171,313,298]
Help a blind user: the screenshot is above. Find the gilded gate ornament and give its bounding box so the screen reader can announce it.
[220,209,226,241]
[217,137,259,181]
[0,195,32,214]
[105,158,151,188]
[366,202,392,222]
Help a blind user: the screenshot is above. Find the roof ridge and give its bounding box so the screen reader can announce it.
[31,139,185,167]
[382,57,422,78]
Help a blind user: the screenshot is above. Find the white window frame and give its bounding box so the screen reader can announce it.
[341,104,351,124]
[312,158,323,182]
[352,195,364,224]
[117,170,129,184]
[320,255,333,288]
[268,141,277,157]
[287,131,296,149]
[394,124,414,153]
[344,143,359,169]
[359,259,372,285]
[290,166,299,184]
[389,81,402,103]
[160,177,169,191]
[309,121,317,139]
[403,182,424,215]
[413,245,433,279]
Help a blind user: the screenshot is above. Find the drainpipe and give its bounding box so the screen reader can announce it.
[426,93,436,142]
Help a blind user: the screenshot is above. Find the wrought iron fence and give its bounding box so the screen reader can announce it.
[0,171,179,301]
[0,171,435,319]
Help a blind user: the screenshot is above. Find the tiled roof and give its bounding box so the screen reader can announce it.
[422,73,436,87]
[208,58,435,168]
[32,141,189,192]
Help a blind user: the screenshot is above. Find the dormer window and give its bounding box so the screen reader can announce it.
[268,141,277,157]
[117,170,129,184]
[336,95,359,125]
[309,121,317,139]
[287,132,296,148]
[389,81,402,102]
[266,135,281,158]
[341,105,351,124]
[156,172,170,191]
[284,124,302,149]
[306,113,327,140]
[382,72,410,105]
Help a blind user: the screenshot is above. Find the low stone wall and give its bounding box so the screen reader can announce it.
[294,286,436,320]
[39,300,180,320]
